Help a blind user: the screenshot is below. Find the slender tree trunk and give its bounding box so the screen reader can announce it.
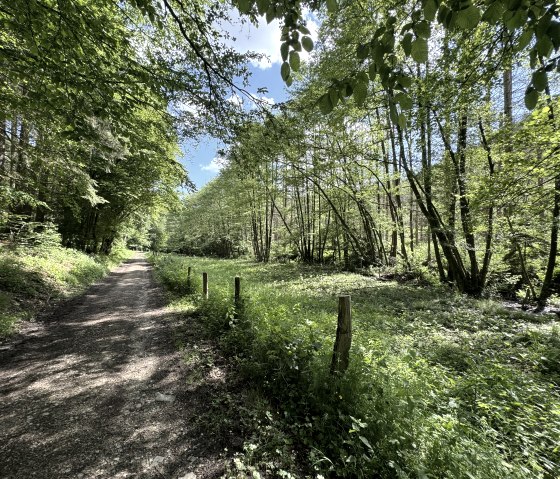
[537,85,559,310]
[0,117,6,177]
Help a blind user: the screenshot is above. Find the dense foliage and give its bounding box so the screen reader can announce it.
[167,0,560,308]
[0,0,253,253]
[153,254,560,478]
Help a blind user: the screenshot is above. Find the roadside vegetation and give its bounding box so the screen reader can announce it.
[153,253,560,479]
[0,226,131,337]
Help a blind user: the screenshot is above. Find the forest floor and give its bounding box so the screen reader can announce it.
[0,254,244,479]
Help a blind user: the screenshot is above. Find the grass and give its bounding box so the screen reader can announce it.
[0,243,132,337]
[152,254,560,479]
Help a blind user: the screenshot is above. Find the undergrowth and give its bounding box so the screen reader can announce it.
[153,254,560,479]
[0,242,131,337]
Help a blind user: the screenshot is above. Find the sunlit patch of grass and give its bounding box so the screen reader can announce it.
[0,290,23,336]
[0,244,132,338]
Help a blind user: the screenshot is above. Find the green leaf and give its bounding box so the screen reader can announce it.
[524,87,539,110]
[482,1,504,24]
[414,20,431,39]
[356,71,369,83]
[266,7,275,24]
[302,36,314,52]
[455,5,481,30]
[368,63,377,79]
[396,74,413,88]
[237,0,251,14]
[357,43,370,60]
[280,42,289,61]
[505,9,528,31]
[353,81,368,107]
[536,35,553,57]
[437,4,450,25]
[400,22,413,35]
[516,29,533,50]
[411,37,429,63]
[359,436,373,450]
[394,92,413,110]
[402,33,413,56]
[373,26,386,39]
[293,41,302,52]
[423,0,438,22]
[318,93,333,114]
[398,112,407,129]
[256,0,269,15]
[444,11,457,29]
[372,43,385,63]
[329,87,339,107]
[532,70,547,92]
[548,21,560,49]
[326,0,337,13]
[280,61,291,82]
[289,50,301,72]
[536,13,552,37]
[298,25,311,35]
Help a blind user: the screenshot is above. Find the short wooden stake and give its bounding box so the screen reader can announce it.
[202,272,208,299]
[234,276,241,303]
[187,266,192,278]
[330,295,352,375]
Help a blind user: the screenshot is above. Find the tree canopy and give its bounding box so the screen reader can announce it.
[0,0,255,252]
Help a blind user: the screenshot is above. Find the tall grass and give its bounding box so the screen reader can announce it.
[153,254,560,478]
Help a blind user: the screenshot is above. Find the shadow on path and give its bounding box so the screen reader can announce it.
[0,255,234,479]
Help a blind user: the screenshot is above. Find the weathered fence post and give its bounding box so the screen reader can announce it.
[232,276,241,320]
[234,276,241,303]
[330,295,352,375]
[187,266,192,290]
[202,272,208,299]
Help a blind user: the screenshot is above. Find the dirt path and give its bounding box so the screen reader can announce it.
[0,255,234,479]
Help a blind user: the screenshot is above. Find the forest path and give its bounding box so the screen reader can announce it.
[0,254,232,479]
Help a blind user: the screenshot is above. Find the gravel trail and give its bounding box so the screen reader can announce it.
[0,254,230,479]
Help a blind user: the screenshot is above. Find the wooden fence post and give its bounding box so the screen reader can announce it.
[202,272,208,299]
[330,295,352,375]
[187,266,192,289]
[234,276,241,303]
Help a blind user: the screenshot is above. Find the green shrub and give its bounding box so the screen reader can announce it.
[153,254,560,478]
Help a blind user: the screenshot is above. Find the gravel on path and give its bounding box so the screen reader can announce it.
[0,254,231,479]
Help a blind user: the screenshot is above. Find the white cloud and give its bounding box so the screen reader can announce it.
[200,157,225,173]
[221,12,282,69]
[260,95,275,105]
[249,95,275,110]
[221,10,319,70]
[227,93,244,107]
[173,100,202,118]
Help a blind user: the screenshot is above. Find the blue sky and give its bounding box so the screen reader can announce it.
[181,66,289,189]
[181,12,318,190]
